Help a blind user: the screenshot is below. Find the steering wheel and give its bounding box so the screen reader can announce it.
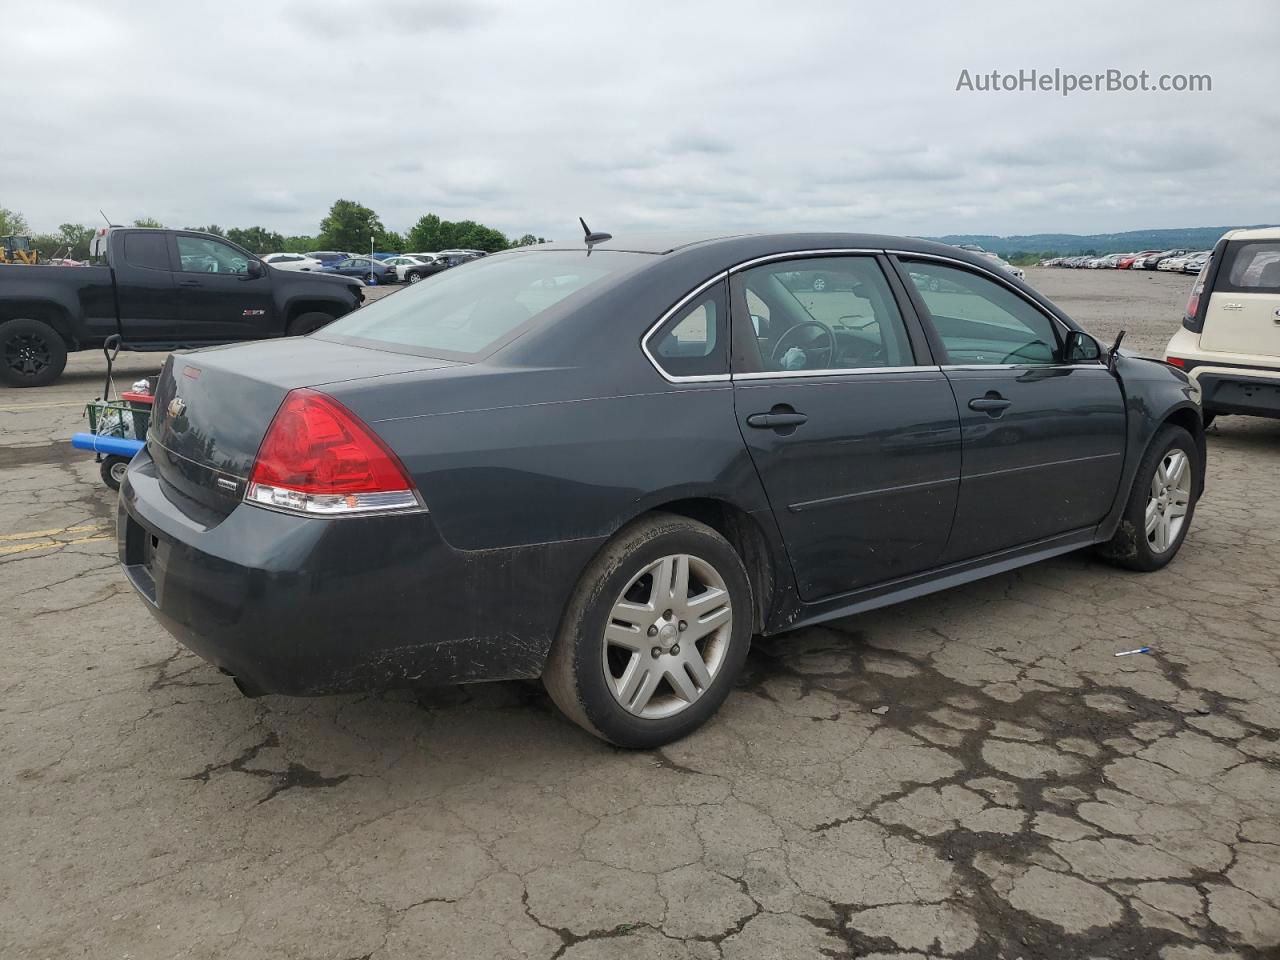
[1000,340,1053,364]
[770,320,836,370]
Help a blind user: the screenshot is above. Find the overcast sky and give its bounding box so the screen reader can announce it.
[6,0,1278,241]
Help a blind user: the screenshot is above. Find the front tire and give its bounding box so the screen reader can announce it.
[1098,424,1198,571]
[286,312,334,336]
[543,513,753,748]
[407,272,422,284]
[0,317,68,387]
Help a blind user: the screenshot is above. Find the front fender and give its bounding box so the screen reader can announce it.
[1096,354,1204,541]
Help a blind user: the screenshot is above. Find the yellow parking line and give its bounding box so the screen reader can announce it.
[0,533,112,556]
[0,524,106,542]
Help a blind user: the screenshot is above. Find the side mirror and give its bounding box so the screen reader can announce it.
[1064,330,1102,363]
[245,259,264,278]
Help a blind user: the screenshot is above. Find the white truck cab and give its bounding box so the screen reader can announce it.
[1165,226,1280,423]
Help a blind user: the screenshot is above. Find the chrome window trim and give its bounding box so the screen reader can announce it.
[640,270,732,384]
[887,249,1074,340]
[939,362,1109,372]
[733,365,943,381]
[727,248,882,274]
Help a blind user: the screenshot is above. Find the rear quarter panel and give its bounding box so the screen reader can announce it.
[336,366,769,552]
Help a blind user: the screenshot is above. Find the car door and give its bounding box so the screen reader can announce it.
[895,256,1127,561]
[108,230,182,342]
[173,233,276,341]
[728,254,962,601]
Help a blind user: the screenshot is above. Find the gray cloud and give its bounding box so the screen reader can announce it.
[6,0,1279,241]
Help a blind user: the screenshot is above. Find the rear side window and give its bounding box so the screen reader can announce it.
[319,250,646,358]
[649,283,728,379]
[1222,242,1280,293]
[123,233,170,271]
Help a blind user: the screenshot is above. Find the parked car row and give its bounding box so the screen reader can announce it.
[261,250,485,285]
[1042,249,1211,274]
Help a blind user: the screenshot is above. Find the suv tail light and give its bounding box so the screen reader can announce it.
[246,389,421,515]
[1184,274,1206,323]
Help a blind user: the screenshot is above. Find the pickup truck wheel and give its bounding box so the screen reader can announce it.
[1098,424,1198,572]
[286,312,334,336]
[543,513,752,748]
[0,318,68,388]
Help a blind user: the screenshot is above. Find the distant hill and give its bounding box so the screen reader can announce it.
[928,226,1271,258]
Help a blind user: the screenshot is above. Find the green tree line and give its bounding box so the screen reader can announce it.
[1,200,547,261]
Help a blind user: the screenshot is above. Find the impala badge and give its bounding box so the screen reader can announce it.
[168,397,187,418]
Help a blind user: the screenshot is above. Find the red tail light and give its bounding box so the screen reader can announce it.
[1165,356,1186,368]
[246,389,420,515]
[1185,279,1203,321]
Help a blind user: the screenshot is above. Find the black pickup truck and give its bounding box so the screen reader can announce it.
[0,227,364,386]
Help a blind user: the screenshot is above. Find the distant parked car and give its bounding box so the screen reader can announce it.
[1140,250,1188,271]
[321,257,395,285]
[306,250,356,264]
[383,254,450,284]
[1118,251,1160,269]
[262,253,327,273]
[1181,252,1211,274]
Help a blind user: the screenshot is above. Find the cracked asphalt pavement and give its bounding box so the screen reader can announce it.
[3,271,1278,959]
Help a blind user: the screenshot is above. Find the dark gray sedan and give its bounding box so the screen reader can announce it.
[117,231,1205,747]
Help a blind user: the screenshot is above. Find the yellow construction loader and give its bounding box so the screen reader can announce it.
[0,236,38,265]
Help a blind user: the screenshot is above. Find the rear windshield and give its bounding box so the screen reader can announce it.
[316,250,646,358]
[1223,241,1280,293]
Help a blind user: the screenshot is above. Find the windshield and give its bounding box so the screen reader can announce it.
[316,250,647,358]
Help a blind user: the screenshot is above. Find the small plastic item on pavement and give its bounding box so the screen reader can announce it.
[130,378,152,395]
[1114,647,1152,657]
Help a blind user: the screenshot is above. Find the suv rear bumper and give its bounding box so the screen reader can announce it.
[1164,327,1280,420]
[1197,371,1280,418]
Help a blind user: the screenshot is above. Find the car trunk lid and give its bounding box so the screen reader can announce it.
[148,337,458,514]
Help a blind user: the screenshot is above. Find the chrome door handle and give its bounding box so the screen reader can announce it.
[746,412,808,429]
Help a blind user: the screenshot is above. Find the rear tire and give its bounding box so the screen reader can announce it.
[286,312,334,336]
[101,455,129,491]
[0,317,68,387]
[1098,424,1198,571]
[543,513,753,748]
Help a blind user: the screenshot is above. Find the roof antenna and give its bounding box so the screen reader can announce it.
[580,217,612,253]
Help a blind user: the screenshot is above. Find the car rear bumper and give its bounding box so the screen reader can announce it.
[118,450,601,696]
[1196,370,1280,418]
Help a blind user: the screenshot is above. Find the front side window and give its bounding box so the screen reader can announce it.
[176,235,250,275]
[318,250,647,358]
[649,283,728,378]
[735,256,914,373]
[904,261,1061,365]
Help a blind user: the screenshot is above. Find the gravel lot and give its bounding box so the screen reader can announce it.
[3,267,1279,959]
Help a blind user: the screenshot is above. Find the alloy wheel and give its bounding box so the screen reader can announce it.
[3,333,52,379]
[812,276,826,292]
[602,553,733,719]
[1146,449,1192,553]
[408,272,421,283]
